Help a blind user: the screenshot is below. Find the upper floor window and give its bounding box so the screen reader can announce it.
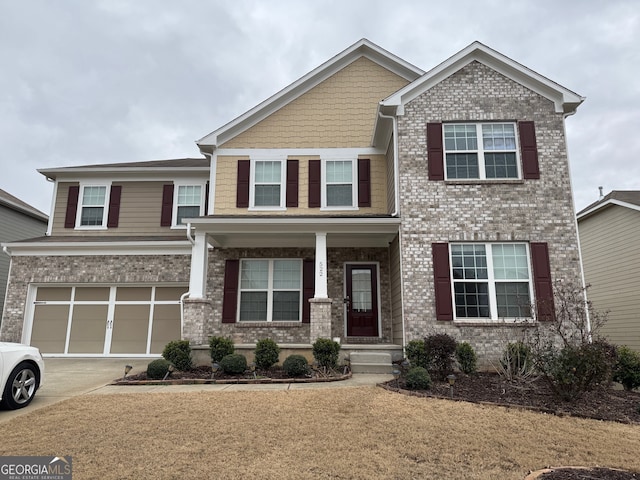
[251,160,284,209]
[324,160,355,207]
[79,185,108,227]
[161,181,207,228]
[175,185,203,225]
[444,123,519,180]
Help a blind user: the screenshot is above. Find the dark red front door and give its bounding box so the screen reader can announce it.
[346,264,379,337]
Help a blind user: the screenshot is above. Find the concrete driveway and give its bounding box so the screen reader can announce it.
[0,357,147,423]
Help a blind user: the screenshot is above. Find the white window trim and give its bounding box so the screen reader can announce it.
[321,157,358,211]
[248,158,286,211]
[443,122,521,181]
[450,242,534,323]
[237,259,303,322]
[75,182,112,230]
[172,181,207,229]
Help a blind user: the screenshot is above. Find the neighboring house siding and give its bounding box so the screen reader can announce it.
[0,254,190,343]
[397,61,582,363]
[0,205,47,320]
[51,181,205,236]
[220,58,410,149]
[579,206,640,351]
[213,154,388,215]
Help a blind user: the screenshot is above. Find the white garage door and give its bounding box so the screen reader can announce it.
[29,285,187,355]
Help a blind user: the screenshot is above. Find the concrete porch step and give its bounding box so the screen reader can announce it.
[349,352,393,374]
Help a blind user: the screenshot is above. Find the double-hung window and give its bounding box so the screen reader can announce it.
[239,259,302,322]
[451,243,532,320]
[444,123,519,180]
[250,160,284,209]
[174,184,203,226]
[79,185,109,227]
[323,159,356,208]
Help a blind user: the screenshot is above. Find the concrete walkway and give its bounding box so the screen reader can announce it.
[0,358,393,423]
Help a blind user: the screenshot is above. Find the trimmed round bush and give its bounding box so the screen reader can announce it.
[424,333,457,380]
[455,342,478,375]
[162,340,192,371]
[254,338,280,370]
[147,358,172,380]
[209,336,234,363]
[312,338,340,369]
[406,339,429,370]
[405,366,432,390]
[613,346,640,391]
[220,354,247,375]
[283,355,309,377]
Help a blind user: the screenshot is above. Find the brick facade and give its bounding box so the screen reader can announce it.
[396,61,582,364]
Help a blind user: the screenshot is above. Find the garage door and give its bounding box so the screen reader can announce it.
[29,285,187,355]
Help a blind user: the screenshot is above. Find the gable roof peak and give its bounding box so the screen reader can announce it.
[577,189,640,219]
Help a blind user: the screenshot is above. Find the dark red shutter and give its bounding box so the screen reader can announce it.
[64,185,80,228]
[308,160,321,208]
[160,184,174,227]
[302,259,315,323]
[531,242,555,321]
[519,121,540,179]
[204,181,210,215]
[286,159,299,208]
[358,158,371,207]
[427,123,444,181]
[107,185,122,228]
[236,160,250,208]
[432,243,453,321]
[222,259,240,323]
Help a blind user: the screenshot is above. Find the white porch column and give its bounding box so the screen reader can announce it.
[188,231,209,299]
[314,232,328,298]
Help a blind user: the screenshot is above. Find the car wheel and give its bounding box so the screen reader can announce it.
[1,362,40,410]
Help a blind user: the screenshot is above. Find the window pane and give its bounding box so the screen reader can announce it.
[177,205,200,224]
[239,292,267,321]
[254,185,281,206]
[81,207,104,226]
[485,153,518,179]
[446,153,479,179]
[177,185,201,206]
[273,260,301,289]
[82,186,106,206]
[454,282,490,318]
[272,291,300,321]
[255,161,281,183]
[326,161,352,182]
[482,124,516,150]
[326,185,353,206]
[444,124,477,151]
[351,269,372,311]
[496,282,531,318]
[492,244,529,279]
[240,260,269,289]
[451,244,488,280]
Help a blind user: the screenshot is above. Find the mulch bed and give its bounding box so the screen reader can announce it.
[527,467,639,479]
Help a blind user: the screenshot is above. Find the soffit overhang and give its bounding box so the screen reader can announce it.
[186,216,401,248]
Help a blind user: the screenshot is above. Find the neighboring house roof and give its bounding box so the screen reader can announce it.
[577,190,640,220]
[38,157,210,180]
[0,189,48,221]
[196,38,425,151]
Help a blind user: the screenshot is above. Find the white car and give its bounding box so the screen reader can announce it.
[0,342,44,410]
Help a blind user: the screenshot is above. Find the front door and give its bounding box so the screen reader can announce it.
[345,264,379,337]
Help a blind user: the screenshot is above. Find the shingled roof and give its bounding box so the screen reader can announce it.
[0,188,48,221]
[577,190,640,219]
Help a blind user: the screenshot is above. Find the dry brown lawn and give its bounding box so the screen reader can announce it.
[1,387,639,479]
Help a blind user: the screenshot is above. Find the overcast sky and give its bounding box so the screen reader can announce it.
[1,0,638,215]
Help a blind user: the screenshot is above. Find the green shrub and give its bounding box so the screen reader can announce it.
[312,338,341,369]
[405,367,432,390]
[455,342,478,374]
[209,336,235,363]
[220,354,247,375]
[283,355,309,377]
[162,340,192,371]
[535,340,617,402]
[146,358,172,380]
[613,346,640,391]
[424,333,457,380]
[405,339,429,369]
[254,338,281,370]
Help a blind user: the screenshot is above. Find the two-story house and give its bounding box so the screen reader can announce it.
[0,39,584,368]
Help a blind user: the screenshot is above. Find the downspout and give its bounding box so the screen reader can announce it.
[378,108,407,355]
[563,110,592,341]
